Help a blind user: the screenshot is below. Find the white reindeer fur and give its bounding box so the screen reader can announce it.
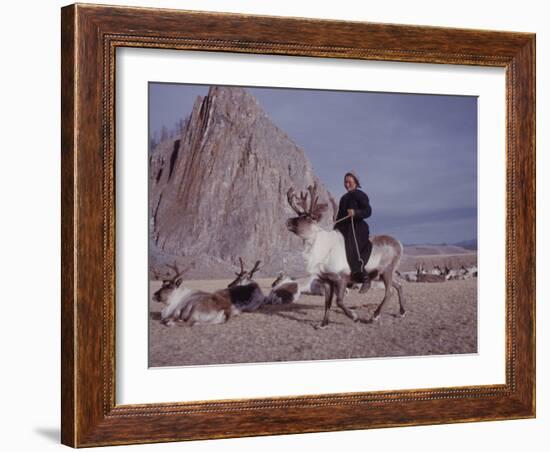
[273,274,318,292]
[160,287,192,323]
[302,225,349,275]
[298,275,324,294]
[268,275,302,304]
[302,224,401,281]
[272,274,296,289]
[161,286,238,326]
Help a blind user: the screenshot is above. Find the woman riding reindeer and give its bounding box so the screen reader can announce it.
[334,171,372,293]
[286,183,405,327]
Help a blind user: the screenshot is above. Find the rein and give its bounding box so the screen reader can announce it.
[333,214,351,225]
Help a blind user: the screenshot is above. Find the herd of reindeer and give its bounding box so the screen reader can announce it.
[152,184,476,329]
[397,261,478,283]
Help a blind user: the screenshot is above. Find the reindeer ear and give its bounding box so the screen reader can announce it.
[175,277,184,287]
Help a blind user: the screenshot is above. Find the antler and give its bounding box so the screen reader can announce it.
[306,183,328,221]
[287,187,306,215]
[248,260,262,279]
[166,262,182,278]
[166,261,192,281]
[237,257,245,275]
[298,190,309,211]
[329,195,338,222]
[286,184,328,221]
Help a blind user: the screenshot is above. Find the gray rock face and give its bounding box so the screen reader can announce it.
[149,86,335,278]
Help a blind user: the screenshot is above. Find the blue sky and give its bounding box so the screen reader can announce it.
[149,83,477,245]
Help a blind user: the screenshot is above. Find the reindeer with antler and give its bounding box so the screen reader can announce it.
[152,260,266,327]
[152,263,236,326]
[265,271,325,305]
[220,258,266,312]
[151,262,193,306]
[228,258,261,288]
[286,184,405,327]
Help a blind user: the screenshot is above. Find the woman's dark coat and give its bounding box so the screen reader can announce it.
[334,189,372,275]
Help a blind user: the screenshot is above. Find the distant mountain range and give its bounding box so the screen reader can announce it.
[403,239,477,253]
[451,239,477,250]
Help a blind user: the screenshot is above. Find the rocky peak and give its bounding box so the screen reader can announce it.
[150,86,335,278]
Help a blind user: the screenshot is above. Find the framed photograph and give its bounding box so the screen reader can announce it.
[61,3,535,447]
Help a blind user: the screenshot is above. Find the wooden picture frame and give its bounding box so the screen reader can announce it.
[61,3,535,447]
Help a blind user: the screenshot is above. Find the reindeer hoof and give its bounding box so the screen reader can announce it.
[351,311,359,322]
[372,312,381,322]
[315,323,329,330]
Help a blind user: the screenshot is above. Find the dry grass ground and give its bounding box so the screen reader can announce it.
[149,277,477,367]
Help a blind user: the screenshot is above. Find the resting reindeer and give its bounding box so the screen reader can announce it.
[443,262,477,280]
[153,264,237,326]
[431,264,444,276]
[413,262,445,282]
[460,264,478,279]
[221,258,266,312]
[286,184,405,327]
[152,260,266,326]
[265,272,325,305]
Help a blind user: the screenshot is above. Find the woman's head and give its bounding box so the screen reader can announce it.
[344,172,361,191]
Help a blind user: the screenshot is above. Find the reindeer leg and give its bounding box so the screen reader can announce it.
[392,277,406,317]
[372,270,394,321]
[181,301,197,326]
[335,276,358,322]
[317,281,334,329]
[174,307,185,323]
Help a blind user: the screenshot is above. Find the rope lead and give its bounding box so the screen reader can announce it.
[333,214,365,273]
